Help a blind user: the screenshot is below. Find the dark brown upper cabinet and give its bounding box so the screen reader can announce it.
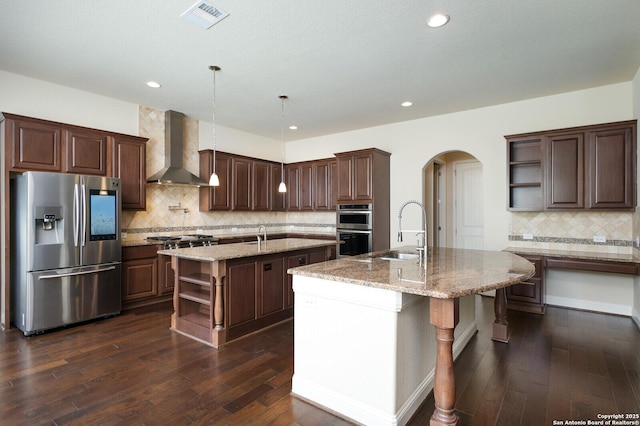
[6,115,62,172]
[252,160,271,211]
[335,148,390,204]
[199,150,232,211]
[65,128,108,176]
[506,136,543,211]
[587,125,635,209]
[113,134,148,210]
[285,164,300,210]
[2,113,148,210]
[544,132,584,209]
[232,157,252,211]
[506,120,636,211]
[314,159,332,211]
[271,164,286,211]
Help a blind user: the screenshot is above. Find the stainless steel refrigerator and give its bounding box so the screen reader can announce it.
[10,171,122,335]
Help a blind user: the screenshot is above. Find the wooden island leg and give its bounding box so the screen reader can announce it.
[492,287,509,343]
[429,297,460,426]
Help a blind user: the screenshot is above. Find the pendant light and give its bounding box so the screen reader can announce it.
[208,65,221,186]
[278,95,288,193]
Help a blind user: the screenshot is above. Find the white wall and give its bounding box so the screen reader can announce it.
[286,83,634,251]
[633,66,640,327]
[0,70,278,157]
[198,121,281,163]
[0,70,139,135]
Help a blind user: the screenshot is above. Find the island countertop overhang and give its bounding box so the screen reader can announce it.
[288,246,535,299]
[157,237,339,262]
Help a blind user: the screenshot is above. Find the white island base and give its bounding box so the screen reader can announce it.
[291,276,477,426]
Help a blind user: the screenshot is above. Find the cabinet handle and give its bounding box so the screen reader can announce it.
[263,263,272,271]
[298,257,306,265]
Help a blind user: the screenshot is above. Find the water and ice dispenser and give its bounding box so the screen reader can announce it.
[34,206,63,244]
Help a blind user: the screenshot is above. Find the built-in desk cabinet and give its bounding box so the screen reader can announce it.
[506,250,640,314]
[507,120,636,211]
[506,253,545,314]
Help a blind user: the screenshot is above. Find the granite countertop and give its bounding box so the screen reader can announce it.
[157,238,339,262]
[504,247,640,263]
[288,246,535,299]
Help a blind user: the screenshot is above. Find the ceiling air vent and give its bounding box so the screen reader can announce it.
[180,1,229,29]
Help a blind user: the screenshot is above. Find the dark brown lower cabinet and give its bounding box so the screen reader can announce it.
[122,245,173,309]
[259,257,285,317]
[226,260,258,329]
[122,245,159,303]
[506,254,545,314]
[172,245,334,347]
[286,253,309,308]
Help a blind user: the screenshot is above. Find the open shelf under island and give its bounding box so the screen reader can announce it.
[158,238,339,348]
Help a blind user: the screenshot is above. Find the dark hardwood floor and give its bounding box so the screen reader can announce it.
[1,296,638,425]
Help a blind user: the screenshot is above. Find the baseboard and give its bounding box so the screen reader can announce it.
[633,307,640,330]
[546,295,632,316]
[394,319,478,426]
[292,320,478,426]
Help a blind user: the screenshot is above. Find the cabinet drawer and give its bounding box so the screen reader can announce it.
[122,244,160,260]
[545,258,638,275]
[508,278,541,304]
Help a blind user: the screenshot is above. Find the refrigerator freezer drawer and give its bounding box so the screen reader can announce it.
[14,263,122,335]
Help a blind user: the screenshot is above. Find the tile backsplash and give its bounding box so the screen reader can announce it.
[509,211,635,254]
[122,106,335,241]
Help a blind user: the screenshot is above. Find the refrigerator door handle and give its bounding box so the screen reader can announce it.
[37,265,117,280]
[81,183,87,247]
[73,183,80,247]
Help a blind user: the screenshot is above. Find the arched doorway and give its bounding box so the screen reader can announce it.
[424,151,484,249]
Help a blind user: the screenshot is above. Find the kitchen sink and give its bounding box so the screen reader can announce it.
[371,251,419,261]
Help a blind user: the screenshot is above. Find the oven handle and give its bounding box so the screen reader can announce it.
[337,229,372,234]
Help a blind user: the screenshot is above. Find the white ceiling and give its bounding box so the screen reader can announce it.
[1,0,640,141]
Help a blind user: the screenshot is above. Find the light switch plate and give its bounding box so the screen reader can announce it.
[522,233,533,240]
[593,235,606,243]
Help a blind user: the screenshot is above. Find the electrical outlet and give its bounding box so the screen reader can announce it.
[522,233,533,240]
[593,235,606,243]
[232,227,238,233]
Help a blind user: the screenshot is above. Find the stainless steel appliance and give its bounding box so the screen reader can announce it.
[336,204,373,257]
[146,234,219,249]
[10,171,122,335]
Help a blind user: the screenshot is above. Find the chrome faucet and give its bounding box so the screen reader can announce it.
[397,200,428,269]
[257,225,267,250]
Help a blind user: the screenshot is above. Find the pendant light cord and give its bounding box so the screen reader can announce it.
[280,96,285,182]
[212,67,217,171]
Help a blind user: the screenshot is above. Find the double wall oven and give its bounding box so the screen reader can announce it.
[336,204,373,257]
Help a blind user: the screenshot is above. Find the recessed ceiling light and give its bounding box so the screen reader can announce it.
[289,125,298,130]
[401,101,413,107]
[427,13,449,28]
[146,81,161,88]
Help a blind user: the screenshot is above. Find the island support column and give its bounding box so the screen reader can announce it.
[492,288,509,343]
[429,297,460,426]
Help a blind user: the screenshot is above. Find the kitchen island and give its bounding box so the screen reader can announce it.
[158,238,339,347]
[288,246,534,426]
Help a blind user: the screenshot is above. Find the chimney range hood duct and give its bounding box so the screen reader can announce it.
[147,110,208,186]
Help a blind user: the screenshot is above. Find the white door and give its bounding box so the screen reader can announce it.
[434,163,446,247]
[454,161,483,249]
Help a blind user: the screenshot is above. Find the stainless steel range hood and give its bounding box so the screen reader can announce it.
[146,110,208,186]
